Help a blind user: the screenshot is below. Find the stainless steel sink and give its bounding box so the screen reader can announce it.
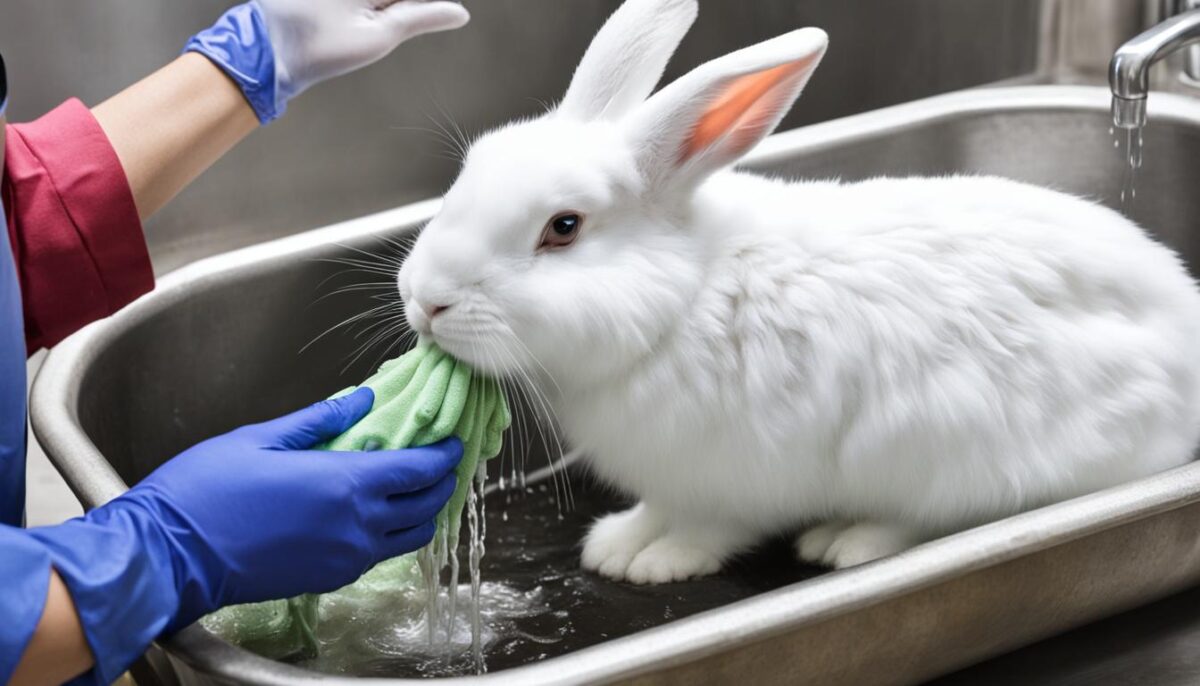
[31,85,1200,685]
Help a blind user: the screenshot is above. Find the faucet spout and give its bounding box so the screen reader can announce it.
[1110,8,1200,128]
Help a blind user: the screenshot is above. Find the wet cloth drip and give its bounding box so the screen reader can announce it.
[202,342,510,659]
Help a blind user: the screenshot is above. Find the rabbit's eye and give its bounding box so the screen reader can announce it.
[553,214,579,235]
[539,212,583,251]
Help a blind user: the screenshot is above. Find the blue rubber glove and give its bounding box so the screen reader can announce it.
[20,388,461,685]
[184,0,470,123]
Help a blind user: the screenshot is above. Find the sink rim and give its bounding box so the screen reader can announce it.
[30,84,1200,685]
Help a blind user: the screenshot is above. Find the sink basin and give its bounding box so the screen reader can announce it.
[31,85,1200,685]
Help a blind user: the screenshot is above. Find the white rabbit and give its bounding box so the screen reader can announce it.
[397,0,1200,582]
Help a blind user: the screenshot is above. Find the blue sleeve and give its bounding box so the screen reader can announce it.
[1,510,183,686]
[26,506,184,686]
[0,524,52,684]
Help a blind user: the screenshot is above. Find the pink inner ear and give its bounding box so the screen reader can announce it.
[682,56,816,163]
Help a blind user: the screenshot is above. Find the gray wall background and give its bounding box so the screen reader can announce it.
[2,1,1039,273]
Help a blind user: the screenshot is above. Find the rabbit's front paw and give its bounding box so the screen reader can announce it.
[795,521,851,564]
[582,504,665,580]
[625,535,724,584]
[819,522,918,568]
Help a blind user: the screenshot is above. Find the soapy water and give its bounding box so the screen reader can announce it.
[299,577,548,677]
[205,534,552,679]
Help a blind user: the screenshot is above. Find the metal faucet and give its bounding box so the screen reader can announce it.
[1110,4,1200,128]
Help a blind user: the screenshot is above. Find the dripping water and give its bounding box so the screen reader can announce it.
[413,461,493,674]
[1112,125,1144,212]
[445,542,459,645]
[416,546,435,642]
[468,462,489,672]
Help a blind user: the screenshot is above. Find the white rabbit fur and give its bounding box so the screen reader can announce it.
[398,0,1200,582]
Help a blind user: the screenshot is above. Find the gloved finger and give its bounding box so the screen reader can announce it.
[373,472,456,530]
[379,520,438,560]
[356,437,464,495]
[378,1,471,40]
[251,387,375,450]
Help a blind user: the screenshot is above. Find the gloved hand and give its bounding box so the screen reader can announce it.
[185,0,470,123]
[25,388,461,684]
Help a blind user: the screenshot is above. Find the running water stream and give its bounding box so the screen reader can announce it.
[468,463,488,669]
[416,461,492,673]
[1113,124,1144,212]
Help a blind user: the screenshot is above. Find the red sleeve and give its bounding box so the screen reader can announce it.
[2,98,153,352]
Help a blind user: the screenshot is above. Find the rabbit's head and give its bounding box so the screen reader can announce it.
[399,0,827,384]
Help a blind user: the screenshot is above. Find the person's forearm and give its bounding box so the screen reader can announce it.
[10,570,93,686]
[92,52,259,221]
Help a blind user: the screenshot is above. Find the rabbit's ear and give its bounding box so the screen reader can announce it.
[626,28,828,189]
[557,0,698,121]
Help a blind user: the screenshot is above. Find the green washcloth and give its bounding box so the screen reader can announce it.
[323,341,509,533]
[201,342,510,660]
